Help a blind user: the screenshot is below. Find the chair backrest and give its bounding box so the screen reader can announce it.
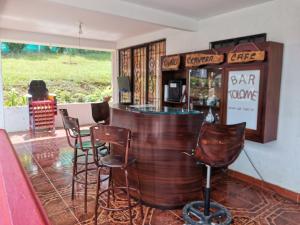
[91,102,110,124]
[59,109,68,126]
[28,80,49,101]
[90,125,131,165]
[62,116,82,148]
[194,122,246,168]
[59,108,69,118]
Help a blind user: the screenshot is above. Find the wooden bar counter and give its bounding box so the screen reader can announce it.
[110,104,204,209]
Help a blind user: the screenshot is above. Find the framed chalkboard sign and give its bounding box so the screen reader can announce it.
[226,70,260,130]
[223,65,266,142]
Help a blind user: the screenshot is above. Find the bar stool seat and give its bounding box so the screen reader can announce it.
[75,140,105,150]
[77,129,91,137]
[101,155,136,168]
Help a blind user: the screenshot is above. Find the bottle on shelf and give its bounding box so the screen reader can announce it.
[205,107,215,123]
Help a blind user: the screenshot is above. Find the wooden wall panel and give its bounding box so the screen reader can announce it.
[119,40,166,105]
[148,41,166,104]
[133,47,147,105]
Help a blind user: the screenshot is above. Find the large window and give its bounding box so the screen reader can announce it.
[119,40,166,105]
[1,42,112,106]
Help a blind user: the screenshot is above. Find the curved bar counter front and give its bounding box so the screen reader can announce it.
[110,104,204,209]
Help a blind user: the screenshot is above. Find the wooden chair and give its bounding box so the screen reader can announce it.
[62,116,107,213]
[90,125,143,225]
[59,109,90,137]
[59,108,68,117]
[28,80,57,133]
[183,122,246,225]
[91,102,110,124]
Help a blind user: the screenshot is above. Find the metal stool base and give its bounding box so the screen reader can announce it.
[183,201,232,225]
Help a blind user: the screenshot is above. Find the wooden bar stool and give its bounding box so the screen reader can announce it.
[91,101,110,125]
[90,125,144,225]
[59,109,90,137]
[182,122,246,225]
[61,115,107,213]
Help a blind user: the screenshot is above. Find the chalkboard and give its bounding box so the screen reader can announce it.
[226,70,260,130]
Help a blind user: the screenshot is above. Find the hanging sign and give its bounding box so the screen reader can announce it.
[228,51,265,64]
[162,55,180,71]
[185,53,224,67]
[227,70,260,130]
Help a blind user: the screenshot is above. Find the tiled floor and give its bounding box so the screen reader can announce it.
[9,129,300,225]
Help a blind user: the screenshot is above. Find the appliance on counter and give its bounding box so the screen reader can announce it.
[167,80,185,102]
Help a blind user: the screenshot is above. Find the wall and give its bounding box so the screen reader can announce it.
[117,0,300,193]
[4,103,95,132]
[111,50,119,103]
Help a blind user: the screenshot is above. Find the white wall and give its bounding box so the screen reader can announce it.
[4,103,95,132]
[55,103,95,127]
[111,50,119,103]
[117,0,300,193]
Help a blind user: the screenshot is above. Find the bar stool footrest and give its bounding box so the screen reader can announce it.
[182,201,232,225]
[73,167,109,185]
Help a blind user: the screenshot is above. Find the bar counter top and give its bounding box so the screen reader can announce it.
[111,104,201,115]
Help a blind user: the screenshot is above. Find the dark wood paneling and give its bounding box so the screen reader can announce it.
[110,106,204,209]
[263,42,284,142]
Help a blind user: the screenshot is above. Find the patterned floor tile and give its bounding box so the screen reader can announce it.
[9,129,300,225]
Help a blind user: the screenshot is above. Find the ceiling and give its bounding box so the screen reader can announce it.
[0,0,164,42]
[0,0,273,44]
[121,0,272,20]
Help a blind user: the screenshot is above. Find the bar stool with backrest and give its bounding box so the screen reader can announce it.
[61,115,107,213]
[59,109,90,137]
[91,101,110,125]
[90,124,144,225]
[183,122,246,225]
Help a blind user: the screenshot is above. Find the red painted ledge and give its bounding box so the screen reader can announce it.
[0,129,51,225]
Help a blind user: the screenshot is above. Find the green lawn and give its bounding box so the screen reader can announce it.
[2,52,112,106]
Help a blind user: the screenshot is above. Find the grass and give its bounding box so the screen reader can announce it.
[2,52,112,106]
